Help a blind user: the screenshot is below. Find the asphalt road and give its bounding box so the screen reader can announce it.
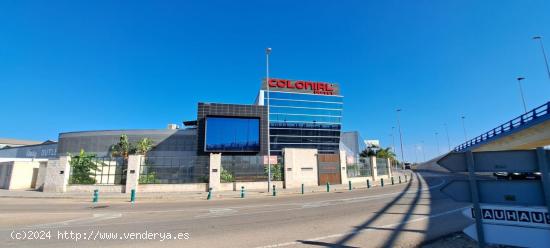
[0,171,472,248]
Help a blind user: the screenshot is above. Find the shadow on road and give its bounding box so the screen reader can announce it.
[295,168,466,248]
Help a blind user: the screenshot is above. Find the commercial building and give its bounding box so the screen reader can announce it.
[1,78,391,192]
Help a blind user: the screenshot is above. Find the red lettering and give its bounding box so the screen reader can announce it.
[318,83,325,91]
[295,81,304,89]
[326,83,334,91]
[277,79,286,88]
[286,80,294,88]
[269,79,278,87]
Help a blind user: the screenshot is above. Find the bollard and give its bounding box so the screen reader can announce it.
[348,180,352,191]
[92,189,99,204]
[381,178,384,187]
[207,187,212,200]
[301,184,304,195]
[241,186,245,198]
[367,179,371,188]
[130,189,136,203]
[391,177,395,185]
[399,176,402,184]
[272,185,276,196]
[326,182,330,192]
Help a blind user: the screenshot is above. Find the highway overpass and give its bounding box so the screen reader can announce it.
[454,101,550,152]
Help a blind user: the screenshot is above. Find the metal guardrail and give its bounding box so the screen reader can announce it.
[454,101,550,152]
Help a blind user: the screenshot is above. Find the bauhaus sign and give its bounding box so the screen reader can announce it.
[467,205,550,229]
[263,78,340,95]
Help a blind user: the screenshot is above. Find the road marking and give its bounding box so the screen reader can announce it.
[4,173,448,231]
[29,213,122,228]
[255,206,469,248]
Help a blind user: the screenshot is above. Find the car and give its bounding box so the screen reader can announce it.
[493,172,541,180]
[404,163,412,170]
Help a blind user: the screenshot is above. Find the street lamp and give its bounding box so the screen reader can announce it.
[435,132,440,155]
[396,109,405,166]
[391,126,396,154]
[461,116,468,143]
[533,36,550,80]
[444,123,451,151]
[265,47,272,192]
[516,77,527,113]
[421,140,426,162]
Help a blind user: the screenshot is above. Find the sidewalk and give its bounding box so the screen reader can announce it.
[0,171,412,201]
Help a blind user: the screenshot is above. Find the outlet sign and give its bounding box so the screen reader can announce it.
[263,78,340,95]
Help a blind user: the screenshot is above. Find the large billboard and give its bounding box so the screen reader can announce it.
[262,78,340,96]
[204,117,260,152]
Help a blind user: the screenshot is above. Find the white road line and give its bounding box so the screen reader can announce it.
[255,206,469,248]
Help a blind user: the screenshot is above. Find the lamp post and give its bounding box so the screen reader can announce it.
[461,116,468,143]
[533,36,550,80]
[421,140,426,162]
[516,77,527,113]
[396,109,405,167]
[444,123,451,151]
[435,132,440,155]
[391,126,396,154]
[266,47,272,192]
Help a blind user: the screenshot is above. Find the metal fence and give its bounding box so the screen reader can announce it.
[376,158,389,176]
[139,156,209,184]
[455,101,550,151]
[347,157,372,178]
[69,157,127,185]
[221,155,283,182]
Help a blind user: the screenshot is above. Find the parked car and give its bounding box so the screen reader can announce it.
[493,172,541,180]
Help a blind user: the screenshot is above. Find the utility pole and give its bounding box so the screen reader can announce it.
[516,77,527,113]
[444,123,451,151]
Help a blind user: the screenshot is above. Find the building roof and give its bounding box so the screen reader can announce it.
[0,138,42,146]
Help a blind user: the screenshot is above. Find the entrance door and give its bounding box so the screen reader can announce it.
[317,154,341,185]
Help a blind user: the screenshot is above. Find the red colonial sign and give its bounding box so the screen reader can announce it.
[267,78,338,95]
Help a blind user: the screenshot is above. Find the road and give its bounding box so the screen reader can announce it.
[0,171,472,248]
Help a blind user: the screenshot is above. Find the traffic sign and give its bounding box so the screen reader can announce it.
[437,150,549,172]
[462,204,550,229]
[441,180,545,205]
[463,223,550,248]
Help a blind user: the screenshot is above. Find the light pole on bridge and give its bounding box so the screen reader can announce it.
[516,77,527,113]
[533,36,550,81]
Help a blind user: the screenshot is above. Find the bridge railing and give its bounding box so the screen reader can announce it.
[454,101,550,151]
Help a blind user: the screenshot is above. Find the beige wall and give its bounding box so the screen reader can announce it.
[208,153,221,190]
[0,161,40,190]
[219,181,283,191]
[283,148,318,188]
[67,185,124,193]
[139,183,208,192]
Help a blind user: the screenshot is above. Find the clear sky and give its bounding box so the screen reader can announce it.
[1,1,549,161]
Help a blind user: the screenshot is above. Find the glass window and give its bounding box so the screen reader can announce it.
[270,114,341,123]
[270,128,341,137]
[270,106,342,116]
[268,99,343,109]
[266,91,343,103]
[270,136,340,144]
[270,122,341,130]
[205,117,260,152]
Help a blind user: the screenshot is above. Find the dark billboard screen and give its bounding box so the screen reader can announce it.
[205,117,260,152]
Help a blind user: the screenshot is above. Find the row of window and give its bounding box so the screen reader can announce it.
[268,99,343,109]
[270,105,342,116]
[270,129,341,137]
[270,114,341,123]
[271,136,340,144]
[270,122,341,130]
[270,143,340,151]
[265,91,343,103]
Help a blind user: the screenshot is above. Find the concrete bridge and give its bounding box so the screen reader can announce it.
[454,101,550,152]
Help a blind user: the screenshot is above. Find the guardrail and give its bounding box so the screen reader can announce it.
[454,101,550,151]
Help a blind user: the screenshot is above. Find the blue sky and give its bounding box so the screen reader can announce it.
[1,1,549,161]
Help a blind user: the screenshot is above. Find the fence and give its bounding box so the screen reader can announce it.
[347,157,372,178]
[455,101,550,151]
[69,157,127,185]
[139,156,209,184]
[221,155,283,182]
[376,158,389,176]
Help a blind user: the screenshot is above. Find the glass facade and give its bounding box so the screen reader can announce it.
[264,91,343,155]
[204,117,260,152]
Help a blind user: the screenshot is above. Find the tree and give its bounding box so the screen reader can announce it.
[135,138,154,155]
[69,149,98,184]
[110,134,133,159]
[376,147,398,163]
[360,148,376,157]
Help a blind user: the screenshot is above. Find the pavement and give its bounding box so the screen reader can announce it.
[0,168,474,248]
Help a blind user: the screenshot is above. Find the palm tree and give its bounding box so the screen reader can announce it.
[376,147,397,162]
